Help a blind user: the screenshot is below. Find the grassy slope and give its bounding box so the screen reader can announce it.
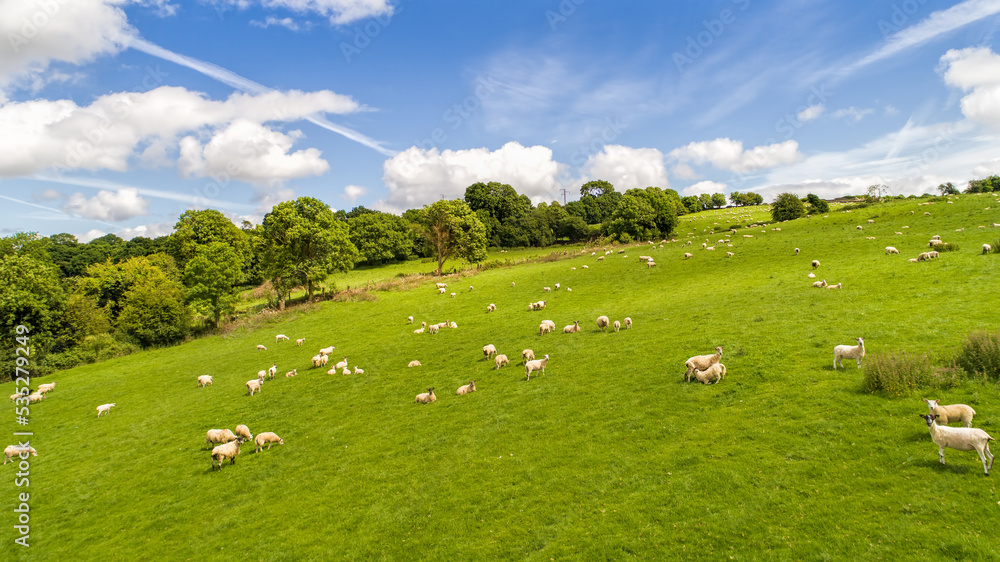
[5,195,1000,560]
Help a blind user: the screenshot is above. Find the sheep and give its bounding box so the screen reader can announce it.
[408,360,422,368]
[486,303,497,313]
[353,366,364,375]
[407,316,414,324]
[512,282,516,287]
[246,379,262,396]
[624,317,632,329]
[833,337,865,369]
[435,283,447,289]
[555,283,560,290]
[705,246,715,251]
[428,324,440,334]
[683,253,693,259]
[856,225,863,230]
[317,355,329,368]
[908,258,918,262]
[725,252,734,258]
[692,363,727,384]
[296,338,305,346]
[256,345,267,351]
[254,432,284,453]
[684,347,723,382]
[702,242,707,249]
[275,334,289,342]
[267,364,277,380]
[543,286,551,292]
[984,244,993,255]
[531,300,547,310]
[917,252,932,262]
[96,403,116,417]
[919,414,994,475]
[211,438,244,470]
[525,354,550,381]
[929,239,944,247]
[450,292,457,297]
[924,399,976,427]
[613,320,621,332]
[522,349,535,364]
[928,250,939,259]
[438,287,446,294]
[582,265,589,269]
[597,256,605,261]
[27,393,44,404]
[807,272,815,278]
[956,228,965,232]
[285,369,297,377]
[539,320,554,335]
[34,382,56,394]
[415,388,437,404]
[885,246,899,254]
[494,354,510,370]
[234,425,253,442]
[563,321,581,333]
[3,445,37,465]
[483,344,498,359]
[811,260,820,269]
[867,219,875,224]
[450,321,458,329]
[257,370,267,383]
[198,375,213,387]
[206,429,238,449]
[566,288,572,292]
[812,280,828,288]
[826,283,842,289]
[342,367,351,375]
[413,327,425,334]
[596,315,611,332]
[319,345,336,356]
[457,381,477,395]
[335,357,348,370]
[469,285,474,291]
[896,231,904,235]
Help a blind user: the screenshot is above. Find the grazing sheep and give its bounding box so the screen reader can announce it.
[36,382,56,394]
[582,265,589,269]
[256,345,267,351]
[438,287,446,294]
[919,414,994,475]
[96,403,116,417]
[563,321,581,333]
[234,425,253,442]
[436,282,447,289]
[705,246,715,251]
[512,282,516,287]
[486,303,497,313]
[539,320,555,335]
[450,292,456,298]
[494,354,510,370]
[596,315,611,332]
[206,429,238,449]
[917,252,932,262]
[613,320,621,332]
[885,246,899,254]
[246,379,262,396]
[254,432,284,453]
[457,381,477,395]
[856,225,863,230]
[483,344,498,359]
[408,360,422,368]
[525,354,550,381]
[27,393,44,404]
[275,334,289,342]
[9,391,26,402]
[812,280,828,288]
[3,445,37,465]
[211,438,244,471]
[353,366,364,375]
[543,287,551,292]
[833,337,865,369]
[624,317,632,329]
[407,316,414,324]
[725,252,733,258]
[198,375,213,388]
[415,388,437,404]
[683,253,693,259]
[928,250,939,259]
[296,338,305,346]
[555,283,560,290]
[984,244,992,254]
[522,349,535,364]
[693,363,727,384]
[285,369,297,377]
[684,347,723,382]
[597,256,605,261]
[335,357,348,370]
[867,219,875,224]
[811,260,820,269]
[924,399,976,427]
[826,283,842,289]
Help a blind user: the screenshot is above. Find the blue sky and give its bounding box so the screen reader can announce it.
[2,0,1000,241]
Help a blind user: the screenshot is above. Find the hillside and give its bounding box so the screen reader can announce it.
[5,194,1000,560]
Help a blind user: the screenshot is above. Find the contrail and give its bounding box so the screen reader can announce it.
[129,37,398,157]
[29,175,256,213]
[0,194,120,230]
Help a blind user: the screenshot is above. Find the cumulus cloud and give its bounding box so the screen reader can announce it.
[669,138,803,174]
[379,142,563,212]
[831,106,874,122]
[114,221,174,240]
[213,0,393,25]
[671,163,698,181]
[682,180,726,196]
[797,104,824,123]
[62,188,149,221]
[581,145,668,190]
[940,46,1000,129]
[343,184,367,202]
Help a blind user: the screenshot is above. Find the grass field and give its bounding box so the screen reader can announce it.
[5,194,1000,559]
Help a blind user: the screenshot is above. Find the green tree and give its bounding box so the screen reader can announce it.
[698,193,713,211]
[0,232,51,261]
[168,209,251,273]
[937,182,960,195]
[711,193,727,208]
[806,193,830,214]
[608,194,657,241]
[57,293,110,350]
[681,196,701,214]
[771,192,807,222]
[348,212,415,264]
[183,242,242,327]
[0,253,65,371]
[418,199,488,275]
[580,179,615,198]
[965,176,1000,193]
[624,187,678,238]
[116,276,190,347]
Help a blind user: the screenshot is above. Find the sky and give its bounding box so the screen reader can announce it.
[2,0,1000,242]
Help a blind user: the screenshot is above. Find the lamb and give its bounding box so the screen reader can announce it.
[494,354,510,370]
[198,375,213,387]
[486,303,497,313]
[436,282,447,289]
[254,432,284,453]
[919,414,994,475]
[856,225,863,230]
[450,292,457,297]
[246,379,263,396]
[811,260,820,269]
[483,344,498,359]
[275,334,289,342]
[539,320,555,335]
[826,283,842,289]
[596,315,611,332]
[833,337,865,369]
[624,317,632,329]
[3,445,37,465]
[692,363,727,384]
[342,367,351,375]
[335,357,348,370]
[684,347,723,382]
[296,337,305,346]
[812,280,828,288]
[96,403,116,417]
[457,381,477,395]
[267,364,277,380]
[543,287,551,292]
[525,354,550,381]
[885,246,899,254]
[408,360,422,368]
[555,283,560,290]
[450,321,458,329]
[408,316,414,324]
[211,438,244,471]
[807,272,815,278]
[924,399,975,427]
[794,248,800,256]
[257,370,267,383]
[285,369,298,377]
[256,345,267,351]
[428,324,440,334]
[415,388,437,404]
[613,320,621,332]
[469,285,474,291]
[563,320,581,333]
[206,429,238,449]
[234,425,253,442]
[353,366,364,374]
[522,349,535,364]
[582,265,589,269]
[984,244,993,254]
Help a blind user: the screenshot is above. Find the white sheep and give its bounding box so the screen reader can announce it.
[96,403,116,417]
[408,360,422,368]
[335,357,348,370]
[211,438,244,470]
[3,445,37,465]
[415,388,437,404]
[522,349,535,364]
[624,317,632,329]
[483,344,498,359]
[285,369,298,377]
[353,366,364,375]
[919,414,994,475]
[234,424,253,442]
[684,347,723,382]
[275,334,289,342]
[812,280,827,288]
[924,399,975,427]
[582,265,589,269]
[811,260,820,269]
[342,367,351,375]
[539,321,553,335]
[198,375,213,387]
[833,337,865,369]
[256,345,267,351]
[257,370,267,383]
[435,282,447,289]
[984,244,993,254]
[486,303,497,313]
[543,286,551,292]
[457,381,477,395]
[428,324,440,334]
[555,283,561,290]
[450,292,457,297]
[683,253,693,259]
[885,246,899,254]
[407,316,414,324]
[826,283,842,289]
[449,321,458,329]
[693,363,727,384]
[807,272,815,278]
[494,354,510,370]
[254,432,284,453]
[267,364,277,380]
[438,287,446,294]
[319,345,336,356]
[867,219,875,224]
[596,315,611,332]
[26,393,42,404]
[246,379,262,396]
[856,225,863,230]
[36,382,56,394]
[563,321,581,333]
[917,252,932,262]
[413,327,425,334]
[724,252,733,258]
[469,285,474,291]
[206,429,238,449]
[296,337,305,346]
[613,320,621,332]
[525,354,550,380]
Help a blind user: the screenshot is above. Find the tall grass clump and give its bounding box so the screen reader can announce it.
[861,351,937,397]
[934,242,959,252]
[991,238,1000,254]
[955,329,1000,380]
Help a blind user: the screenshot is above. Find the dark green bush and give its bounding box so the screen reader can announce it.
[861,351,940,397]
[934,242,959,252]
[955,329,1000,380]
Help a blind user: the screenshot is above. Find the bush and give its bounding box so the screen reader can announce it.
[839,202,871,211]
[861,351,940,397]
[771,193,806,222]
[934,242,959,252]
[991,238,1000,254]
[955,329,1000,380]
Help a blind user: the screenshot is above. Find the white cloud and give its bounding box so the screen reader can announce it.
[831,106,874,122]
[213,0,393,25]
[379,142,563,212]
[683,180,726,197]
[672,163,698,181]
[250,16,302,31]
[884,105,899,116]
[114,221,174,240]
[582,145,668,190]
[343,184,367,202]
[62,188,149,221]
[35,189,64,201]
[940,46,1000,129]
[669,138,803,174]
[77,229,108,243]
[797,104,824,123]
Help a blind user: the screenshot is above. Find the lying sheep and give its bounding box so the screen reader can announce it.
[206,429,238,450]
[335,357,348,370]
[807,272,815,278]
[254,432,284,453]
[924,399,975,427]
[408,360,422,368]
[96,403,116,417]
[450,321,458,329]
[415,388,437,404]
[885,246,899,254]
[285,369,298,377]
[483,344,497,359]
[211,438,244,471]
[826,283,842,289]
[246,379,262,396]
[234,425,253,442]
[833,337,865,369]
[812,279,828,288]
[919,414,994,475]
[525,354,550,381]
[494,354,510,370]
[693,363,727,384]
[563,321,581,333]
[457,381,477,395]
[3,445,37,465]
[684,347,723,382]
[596,315,610,332]
[275,334,289,342]
[198,375,213,387]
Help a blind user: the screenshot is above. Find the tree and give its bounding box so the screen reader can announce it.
[625,187,678,237]
[168,209,251,273]
[806,193,829,214]
[771,192,807,222]
[698,193,713,211]
[711,193,727,208]
[937,182,960,195]
[348,212,415,264]
[965,175,1000,193]
[608,194,657,241]
[0,253,65,371]
[580,179,615,198]
[116,276,190,347]
[418,199,488,275]
[681,196,700,214]
[183,242,242,327]
[866,184,889,202]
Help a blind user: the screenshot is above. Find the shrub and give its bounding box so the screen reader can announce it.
[840,202,871,211]
[934,242,959,252]
[771,193,806,222]
[955,329,1000,380]
[861,351,938,397]
[991,238,1000,254]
